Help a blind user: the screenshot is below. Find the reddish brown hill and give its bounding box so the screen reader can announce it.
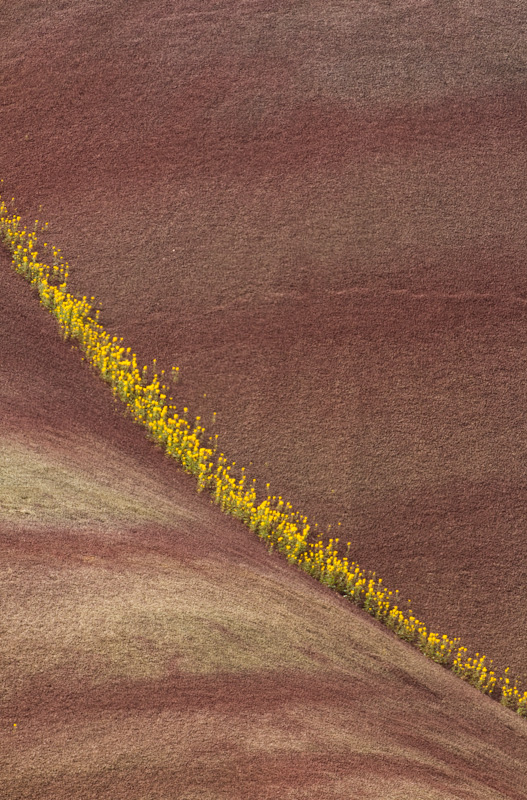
[2,238,527,800]
[2,1,527,795]
[3,0,525,681]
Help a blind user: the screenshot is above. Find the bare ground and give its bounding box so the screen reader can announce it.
[1,1,527,796]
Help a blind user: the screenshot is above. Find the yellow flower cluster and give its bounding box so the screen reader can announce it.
[1,188,525,718]
[499,668,527,714]
[452,648,498,693]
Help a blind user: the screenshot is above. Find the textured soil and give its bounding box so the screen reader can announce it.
[2,1,527,796]
[2,250,527,799]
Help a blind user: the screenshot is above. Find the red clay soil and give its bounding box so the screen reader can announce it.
[2,2,527,795]
[3,249,527,798]
[2,0,525,681]
[1,255,527,798]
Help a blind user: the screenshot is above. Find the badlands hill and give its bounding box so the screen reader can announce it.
[2,239,527,799]
[1,1,527,797]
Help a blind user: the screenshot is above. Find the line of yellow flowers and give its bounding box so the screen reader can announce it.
[0,187,525,717]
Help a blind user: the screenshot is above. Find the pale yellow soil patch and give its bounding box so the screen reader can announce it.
[0,430,195,529]
[1,544,420,687]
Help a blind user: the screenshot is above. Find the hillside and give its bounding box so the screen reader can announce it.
[1,0,526,682]
[2,1,527,796]
[2,241,527,799]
